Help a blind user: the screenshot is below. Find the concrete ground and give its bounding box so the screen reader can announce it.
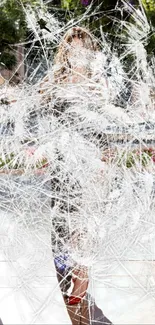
[0,254,155,324]
[0,211,155,324]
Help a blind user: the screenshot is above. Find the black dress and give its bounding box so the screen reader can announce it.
[49,97,112,324]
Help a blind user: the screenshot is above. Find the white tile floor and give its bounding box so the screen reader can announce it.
[0,253,155,324]
[0,212,155,324]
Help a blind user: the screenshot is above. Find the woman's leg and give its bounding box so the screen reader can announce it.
[69,266,89,303]
[54,254,72,295]
[53,257,83,324]
[67,266,90,325]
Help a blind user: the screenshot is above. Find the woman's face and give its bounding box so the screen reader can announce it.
[65,29,93,73]
[65,30,85,59]
[55,27,95,83]
[70,34,84,49]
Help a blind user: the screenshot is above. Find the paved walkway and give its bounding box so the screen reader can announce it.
[0,252,155,324]
[0,212,154,324]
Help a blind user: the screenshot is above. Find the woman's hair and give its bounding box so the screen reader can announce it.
[54,26,98,83]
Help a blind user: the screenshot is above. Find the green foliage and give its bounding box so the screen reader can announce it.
[0,153,15,169]
[0,151,49,170]
[52,0,119,42]
[50,0,154,59]
[0,0,40,70]
[147,32,155,56]
[141,0,155,55]
[117,148,155,168]
[142,0,155,21]
[0,9,19,69]
[62,0,74,9]
[0,0,154,71]
[0,52,17,70]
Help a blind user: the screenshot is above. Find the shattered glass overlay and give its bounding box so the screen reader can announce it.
[0,2,155,324]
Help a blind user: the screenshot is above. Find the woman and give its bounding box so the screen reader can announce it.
[41,26,112,325]
[53,26,98,83]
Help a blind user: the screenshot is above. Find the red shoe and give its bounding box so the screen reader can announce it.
[68,295,82,305]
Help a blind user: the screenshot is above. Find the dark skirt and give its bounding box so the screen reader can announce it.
[50,174,113,325]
